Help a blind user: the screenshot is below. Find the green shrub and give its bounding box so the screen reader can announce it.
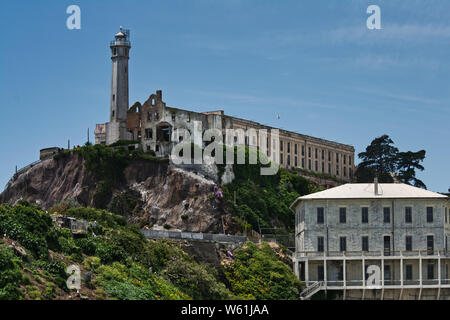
[224,242,302,300]
[0,247,24,300]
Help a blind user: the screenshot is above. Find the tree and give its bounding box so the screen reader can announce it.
[355,135,398,183]
[395,150,426,189]
[355,135,427,189]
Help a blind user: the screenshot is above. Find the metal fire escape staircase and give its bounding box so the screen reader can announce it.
[300,281,324,300]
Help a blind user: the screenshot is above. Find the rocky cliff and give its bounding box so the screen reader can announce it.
[0,153,233,233]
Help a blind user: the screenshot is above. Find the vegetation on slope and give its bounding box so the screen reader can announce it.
[219,146,323,233]
[0,201,302,300]
[224,242,302,300]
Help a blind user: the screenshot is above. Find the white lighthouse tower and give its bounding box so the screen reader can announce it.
[96,27,133,145]
[110,26,131,123]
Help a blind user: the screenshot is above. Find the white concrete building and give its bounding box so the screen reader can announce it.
[290,181,450,300]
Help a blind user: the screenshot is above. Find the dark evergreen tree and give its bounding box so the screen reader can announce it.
[355,135,427,189]
[395,150,426,189]
[355,135,398,183]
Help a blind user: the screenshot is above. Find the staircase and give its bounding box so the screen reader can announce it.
[300,281,323,300]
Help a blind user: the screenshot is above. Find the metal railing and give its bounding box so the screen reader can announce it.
[296,250,450,259]
[110,40,131,46]
[300,281,323,299]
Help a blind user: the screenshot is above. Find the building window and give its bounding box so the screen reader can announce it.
[361,207,369,223]
[315,161,318,171]
[302,158,305,168]
[384,236,391,255]
[302,145,305,156]
[113,48,117,55]
[406,265,413,281]
[308,159,311,170]
[294,156,298,167]
[349,167,352,178]
[427,235,434,255]
[308,147,311,158]
[384,265,391,281]
[280,141,283,152]
[336,164,339,176]
[280,154,283,164]
[287,155,290,166]
[406,235,412,251]
[328,151,331,161]
[287,142,290,153]
[318,237,324,252]
[328,163,331,174]
[426,207,433,223]
[336,153,339,163]
[146,145,151,152]
[318,266,324,281]
[427,264,434,280]
[362,236,369,251]
[383,207,391,223]
[349,156,352,164]
[405,207,412,223]
[339,237,347,252]
[154,111,159,121]
[343,155,346,165]
[321,162,324,173]
[145,128,153,139]
[147,112,152,122]
[187,113,190,122]
[322,150,325,160]
[295,144,298,154]
[343,167,347,177]
[317,207,324,224]
[171,112,176,121]
[315,148,318,159]
[339,208,346,223]
[112,94,115,102]
[446,208,448,224]
[155,145,159,152]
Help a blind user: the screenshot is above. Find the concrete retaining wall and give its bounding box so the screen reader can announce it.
[141,229,247,243]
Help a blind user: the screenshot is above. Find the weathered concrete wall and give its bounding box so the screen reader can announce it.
[141,229,247,243]
[297,198,449,253]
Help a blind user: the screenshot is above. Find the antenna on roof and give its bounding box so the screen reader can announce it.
[123,28,130,41]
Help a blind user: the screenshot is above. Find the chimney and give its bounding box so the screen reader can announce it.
[156,90,162,101]
[374,177,379,195]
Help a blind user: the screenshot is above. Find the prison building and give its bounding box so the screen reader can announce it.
[290,181,450,300]
[95,28,355,182]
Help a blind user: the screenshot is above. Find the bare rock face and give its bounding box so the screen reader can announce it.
[0,154,232,233]
[0,154,90,207]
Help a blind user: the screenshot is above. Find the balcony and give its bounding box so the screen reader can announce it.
[295,250,450,260]
[110,40,131,47]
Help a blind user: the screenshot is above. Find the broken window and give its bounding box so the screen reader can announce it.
[157,125,171,142]
[145,128,153,139]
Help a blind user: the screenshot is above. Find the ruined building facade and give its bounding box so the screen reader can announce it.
[95,28,355,182]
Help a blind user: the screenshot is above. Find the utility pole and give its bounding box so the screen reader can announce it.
[87,128,90,144]
[68,139,70,150]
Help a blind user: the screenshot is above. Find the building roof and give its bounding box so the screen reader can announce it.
[290,183,448,209]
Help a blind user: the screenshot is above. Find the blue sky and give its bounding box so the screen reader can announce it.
[0,0,449,192]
